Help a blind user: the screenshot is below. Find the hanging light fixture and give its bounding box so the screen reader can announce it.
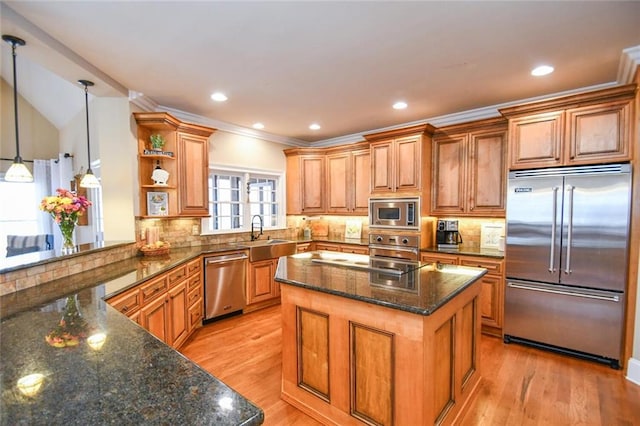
[78,79,100,188]
[2,35,33,182]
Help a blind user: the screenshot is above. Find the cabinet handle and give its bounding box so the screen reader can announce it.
[122,305,129,312]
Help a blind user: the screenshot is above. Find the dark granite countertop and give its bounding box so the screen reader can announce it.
[275,251,487,316]
[0,242,263,425]
[421,245,505,259]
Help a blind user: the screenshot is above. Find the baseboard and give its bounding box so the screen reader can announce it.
[626,357,640,386]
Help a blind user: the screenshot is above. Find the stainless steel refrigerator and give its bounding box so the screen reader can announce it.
[504,163,631,368]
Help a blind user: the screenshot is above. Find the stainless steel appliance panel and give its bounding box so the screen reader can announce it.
[505,279,625,360]
[560,172,631,291]
[506,174,563,284]
[204,252,247,321]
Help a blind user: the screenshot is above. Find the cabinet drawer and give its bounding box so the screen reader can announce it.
[141,276,168,304]
[187,273,201,293]
[108,290,140,316]
[168,265,188,287]
[187,285,202,306]
[420,253,459,265]
[460,257,503,275]
[316,243,341,252]
[187,258,201,276]
[189,301,203,329]
[341,245,368,254]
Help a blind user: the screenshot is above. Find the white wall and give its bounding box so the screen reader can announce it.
[1,79,59,167]
[96,98,136,241]
[209,130,288,171]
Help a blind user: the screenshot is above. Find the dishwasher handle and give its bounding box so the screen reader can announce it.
[205,253,248,264]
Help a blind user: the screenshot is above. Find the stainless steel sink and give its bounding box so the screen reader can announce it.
[234,239,297,262]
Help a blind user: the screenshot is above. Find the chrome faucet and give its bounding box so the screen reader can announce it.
[250,215,264,241]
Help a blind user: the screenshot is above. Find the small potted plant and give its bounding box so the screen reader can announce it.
[150,134,165,151]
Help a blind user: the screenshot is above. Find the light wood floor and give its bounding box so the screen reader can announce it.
[180,305,640,426]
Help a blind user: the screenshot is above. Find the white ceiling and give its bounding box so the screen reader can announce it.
[2,1,640,146]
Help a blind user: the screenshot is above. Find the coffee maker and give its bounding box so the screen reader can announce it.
[436,220,463,249]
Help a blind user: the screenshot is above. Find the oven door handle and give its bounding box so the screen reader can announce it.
[369,244,419,260]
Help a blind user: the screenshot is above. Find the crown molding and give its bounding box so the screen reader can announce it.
[617,45,640,84]
[128,91,158,112]
[157,106,308,147]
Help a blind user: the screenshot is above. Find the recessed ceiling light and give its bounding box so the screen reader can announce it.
[309,123,321,130]
[531,65,554,77]
[393,101,408,110]
[252,122,265,130]
[211,92,228,102]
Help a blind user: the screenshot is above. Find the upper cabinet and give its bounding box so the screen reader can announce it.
[500,84,636,170]
[364,124,435,195]
[134,112,216,218]
[325,143,370,214]
[431,118,507,217]
[285,149,326,215]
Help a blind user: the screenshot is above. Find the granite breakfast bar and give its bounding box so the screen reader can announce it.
[275,251,487,426]
[0,247,264,425]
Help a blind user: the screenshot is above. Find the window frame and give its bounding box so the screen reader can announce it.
[201,165,286,235]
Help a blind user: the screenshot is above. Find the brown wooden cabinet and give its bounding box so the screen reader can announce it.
[314,242,368,254]
[284,149,326,214]
[134,112,215,218]
[364,124,435,195]
[500,84,636,170]
[325,143,370,214]
[431,118,507,217]
[420,252,504,336]
[106,255,204,349]
[245,257,280,312]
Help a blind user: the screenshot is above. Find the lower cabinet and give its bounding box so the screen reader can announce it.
[106,256,203,349]
[245,258,280,313]
[421,252,504,336]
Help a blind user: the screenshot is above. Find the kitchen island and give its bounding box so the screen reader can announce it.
[275,251,487,426]
[0,246,264,425]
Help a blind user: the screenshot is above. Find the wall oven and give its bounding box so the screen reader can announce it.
[369,197,419,230]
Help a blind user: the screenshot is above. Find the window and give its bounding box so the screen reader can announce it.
[202,168,284,234]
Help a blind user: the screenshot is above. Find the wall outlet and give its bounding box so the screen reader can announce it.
[191,225,199,236]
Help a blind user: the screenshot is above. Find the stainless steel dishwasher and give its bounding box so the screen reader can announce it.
[203,252,247,322]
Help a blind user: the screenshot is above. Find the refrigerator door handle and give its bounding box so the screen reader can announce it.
[507,282,620,302]
[565,185,574,275]
[549,186,559,273]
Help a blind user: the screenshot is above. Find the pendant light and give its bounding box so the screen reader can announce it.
[2,35,33,182]
[78,79,100,188]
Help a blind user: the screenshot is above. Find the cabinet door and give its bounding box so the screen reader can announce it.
[508,111,564,169]
[370,141,394,193]
[459,257,504,335]
[167,281,189,348]
[468,129,507,216]
[326,152,350,213]
[431,135,466,215]
[177,132,210,216]
[565,101,631,165]
[352,149,371,214]
[247,259,277,305]
[301,156,326,213]
[395,135,421,192]
[140,295,168,343]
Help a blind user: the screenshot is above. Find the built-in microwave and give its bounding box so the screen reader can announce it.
[369,197,419,230]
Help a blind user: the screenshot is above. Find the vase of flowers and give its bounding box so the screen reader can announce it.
[40,188,91,254]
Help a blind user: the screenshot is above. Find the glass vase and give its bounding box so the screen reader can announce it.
[59,220,76,254]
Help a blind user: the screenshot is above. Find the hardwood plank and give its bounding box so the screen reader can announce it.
[180,305,640,426]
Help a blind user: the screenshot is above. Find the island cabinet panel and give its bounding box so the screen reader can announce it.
[433,319,454,424]
[281,279,481,426]
[297,308,330,400]
[500,84,636,170]
[350,323,394,426]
